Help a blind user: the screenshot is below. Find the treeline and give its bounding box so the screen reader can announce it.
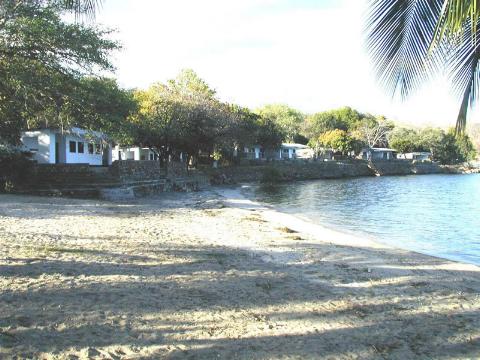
[0,0,477,168]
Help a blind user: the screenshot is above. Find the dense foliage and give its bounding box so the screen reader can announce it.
[0,0,118,143]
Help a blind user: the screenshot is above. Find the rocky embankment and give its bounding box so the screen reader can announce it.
[207,159,472,185]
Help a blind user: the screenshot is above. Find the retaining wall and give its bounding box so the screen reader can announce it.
[208,159,446,184]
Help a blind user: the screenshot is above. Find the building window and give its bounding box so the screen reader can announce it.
[88,143,94,154]
[78,142,84,154]
[69,141,76,153]
[149,153,154,160]
[95,143,102,154]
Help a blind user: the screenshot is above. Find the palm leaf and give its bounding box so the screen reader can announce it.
[366,0,444,98]
[59,0,103,18]
[448,21,480,133]
[434,0,480,47]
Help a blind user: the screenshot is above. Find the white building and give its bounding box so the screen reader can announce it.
[279,143,313,160]
[243,143,314,160]
[359,147,397,160]
[21,127,112,166]
[112,146,159,161]
[397,152,432,161]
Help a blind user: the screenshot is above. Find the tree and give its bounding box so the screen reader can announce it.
[304,107,377,141]
[62,77,137,143]
[318,129,354,155]
[388,128,422,153]
[128,70,231,166]
[416,127,476,164]
[366,0,480,133]
[255,104,305,142]
[253,116,284,152]
[0,0,118,144]
[353,119,394,149]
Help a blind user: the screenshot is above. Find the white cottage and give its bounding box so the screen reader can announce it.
[242,143,314,160]
[112,146,159,161]
[279,143,313,160]
[359,147,397,161]
[397,152,432,161]
[21,127,112,166]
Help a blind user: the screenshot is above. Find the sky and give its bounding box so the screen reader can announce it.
[95,0,479,128]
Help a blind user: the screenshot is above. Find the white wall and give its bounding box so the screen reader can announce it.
[65,135,103,165]
[21,130,55,164]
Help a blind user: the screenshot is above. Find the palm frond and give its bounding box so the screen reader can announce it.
[434,0,480,47]
[449,21,480,133]
[60,0,103,18]
[366,0,443,99]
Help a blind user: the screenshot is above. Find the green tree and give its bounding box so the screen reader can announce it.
[417,127,476,164]
[366,0,480,133]
[388,128,422,153]
[318,129,354,155]
[63,77,137,143]
[255,104,305,142]
[0,0,118,143]
[305,107,378,141]
[254,116,284,152]
[128,70,231,166]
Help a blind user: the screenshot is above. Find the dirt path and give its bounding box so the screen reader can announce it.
[0,192,479,359]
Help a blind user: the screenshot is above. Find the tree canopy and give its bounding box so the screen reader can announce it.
[0,0,118,143]
[255,104,304,142]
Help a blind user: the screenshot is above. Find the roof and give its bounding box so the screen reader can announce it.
[281,143,310,149]
[370,147,397,152]
[404,151,432,155]
[22,127,109,141]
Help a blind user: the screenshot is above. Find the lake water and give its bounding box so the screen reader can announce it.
[252,174,480,266]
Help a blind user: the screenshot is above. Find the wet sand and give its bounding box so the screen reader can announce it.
[0,190,479,359]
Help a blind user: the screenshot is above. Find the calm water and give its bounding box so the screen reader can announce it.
[252,174,480,265]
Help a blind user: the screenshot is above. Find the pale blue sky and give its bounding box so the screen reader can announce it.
[96,0,479,128]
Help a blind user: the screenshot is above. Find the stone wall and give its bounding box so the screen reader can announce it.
[109,160,165,183]
[208,159,447,184]
[372,160,443,176]
[208,160,374,184]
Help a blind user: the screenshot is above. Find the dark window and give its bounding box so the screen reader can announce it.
[149,153,154,160]
[78,142,84,154]
[88,143,94,154]
[95,143,102,154]
[69,141,76,153]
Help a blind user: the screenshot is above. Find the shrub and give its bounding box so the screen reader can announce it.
[0,146,34,192]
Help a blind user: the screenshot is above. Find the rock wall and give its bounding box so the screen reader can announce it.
[109,160,165,183]
[372,160,443,176]
[209,160,374,184]
[208,159,447,184]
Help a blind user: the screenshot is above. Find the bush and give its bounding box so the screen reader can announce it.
[0,146,34,192]
[260,166,282,185]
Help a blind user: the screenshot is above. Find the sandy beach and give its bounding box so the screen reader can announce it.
[0,189,479,359]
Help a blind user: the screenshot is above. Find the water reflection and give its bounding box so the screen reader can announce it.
[253,174,480,265]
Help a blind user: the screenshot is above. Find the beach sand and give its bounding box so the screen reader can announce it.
[0,189,479,359]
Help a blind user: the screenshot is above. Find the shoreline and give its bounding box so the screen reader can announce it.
[214,185,480,272]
